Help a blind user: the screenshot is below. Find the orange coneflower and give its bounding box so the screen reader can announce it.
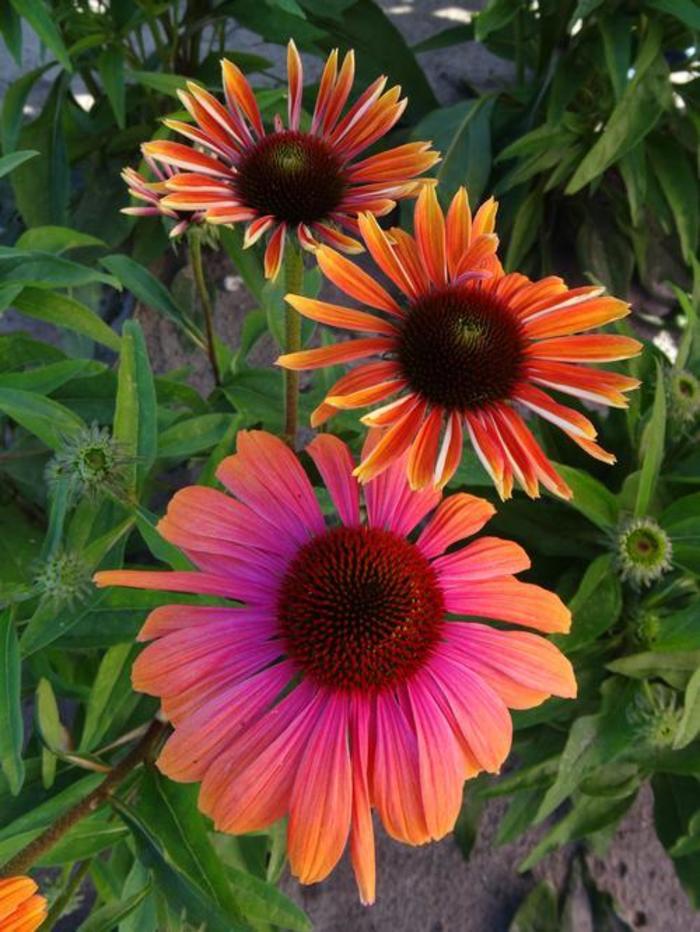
[95,430,575,903]
[138,40,439,278]
[0,876,47,931]
[278,186,643,498]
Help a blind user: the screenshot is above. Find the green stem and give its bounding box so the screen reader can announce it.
[0,721,166,878]
[189,232,221,387]
[284,245,305,448]
[44,859,92,930]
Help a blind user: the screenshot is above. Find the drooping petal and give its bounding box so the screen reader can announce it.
[427,653,512,772]
[404,676,464,839]
[354,399,428,482]
[407,407,443,490]
[349,695,375,905]
[278,337,394,371]
[288,693,353,883]
[264,223,286,280]
[371,695,429,844]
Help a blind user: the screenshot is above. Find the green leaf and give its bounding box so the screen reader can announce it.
[653,605,700,651]
[509,881,560,932]
[554,463,619,529]
[101,254,204,348]
[13,287,121,352]
[80,644,136,752]
[412,23,474,53]
[566,36,670,193]
[16,226,107,255]
[534,716,605,823]
[0,149,38,178]
[0,359,103,394]
[113,798,249,931]
[411,97,494,203]
[37,812,128,865]
[607,650,700,678]
[519,794,636,872]
[225,866,311,932]
[36,677,62,788]
[645,0,700,29]
[137,770,247,920]
[648,139,699,265]
[0,249,117,289]
[1,64,54,153]
[674,667,700,750]
[505,186,544,271]
[476,0,520,40]
[98,46,126,129]
[9,0,71,71]
[114,320,157,495]
[10,75,69,226]
[0,2,22,65]
[564,554,622,650]
[127,70,188,97]
[0,611,24,795]
[158,414,232,460]
[0,386,85,448]
[0,502,43,603]
[635,360,666,517]
[569,0,605,26]
[78,880,152,932]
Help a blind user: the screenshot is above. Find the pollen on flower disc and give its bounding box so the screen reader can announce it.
[278,526,445,690]
[397,284,526,411]
[234,130,346,226]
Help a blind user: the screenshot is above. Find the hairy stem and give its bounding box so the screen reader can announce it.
[189,232,221,387]
[0,721,167,878]
[284,245,305,447]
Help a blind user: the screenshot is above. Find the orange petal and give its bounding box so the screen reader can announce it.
[529,333,643,362]
[355,399,427,481]
[358,211,417,299]
[142,141,230,177]
[388,227,430,297]
[285,294,397,335]
[414,185,446,285]
[263,223,286,279]
[221,58,264,137]
[471,195,498,237]
[316,245,403,316]
[434,410,464,489]
[524,296,631,339]
[317,49,355,135]
[349,697,375,904]
[287,39,303,130]
[278,336,394,370]
[446,186,472,279]
[360,391,420,427]
[407,407,443,489]
[416,492,496,558]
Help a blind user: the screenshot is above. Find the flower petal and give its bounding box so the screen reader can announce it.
[444,575,571,633]
[307,434,360,527]
[414,185,446,285]
[416,492,495,559]
[316,246,403,316]
[433,537,530,586]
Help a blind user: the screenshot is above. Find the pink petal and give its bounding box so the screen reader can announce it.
[362,432,440,536]
[157,661,293,782]
[349,695,375,905]
[371,695,429,845]
[432,537,530,587]
[404,677,464,839]
[443,576,572,634]
[416,493,496,559]
[306,434,360,527]
[217,430,325,546]
[427,653,512,773]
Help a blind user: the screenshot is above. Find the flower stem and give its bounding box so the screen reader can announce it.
[43,859,92,930]
[284,244,304,447]
[189,231,221,387]
[0,720,167,878]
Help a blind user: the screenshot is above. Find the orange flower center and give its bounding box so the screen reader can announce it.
[234,130,346,226]
[397,285,526,411]
[278,526,444,690]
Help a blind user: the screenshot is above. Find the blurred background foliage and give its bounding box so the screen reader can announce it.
[1,0,699,928]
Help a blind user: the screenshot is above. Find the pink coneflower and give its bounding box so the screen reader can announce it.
[95,430,575,903]
[278,186,642,496]
[139,40,439,277]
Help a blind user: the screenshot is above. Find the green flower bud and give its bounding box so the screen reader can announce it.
[616,517,673,588]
